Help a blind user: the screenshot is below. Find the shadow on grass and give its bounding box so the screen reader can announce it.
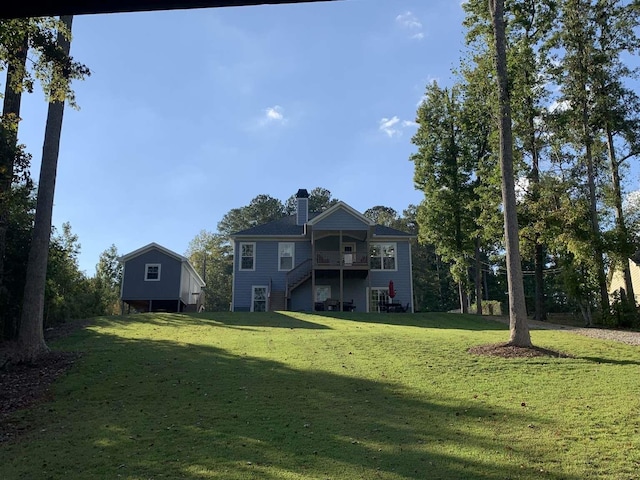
[578,356,640,366]
[89,312,332,331]
[323,311,509,331]
[3,328,581,480]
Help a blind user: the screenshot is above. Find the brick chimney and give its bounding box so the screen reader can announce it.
[296,189,309,226]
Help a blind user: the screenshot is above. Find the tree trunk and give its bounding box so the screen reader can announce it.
[585,140,609,320]
[475,236,482,315]
[534,242,546,320]
[459,280,469,314]
[489,0,532,347]
[0,33,29,339]
[17,16,73,362]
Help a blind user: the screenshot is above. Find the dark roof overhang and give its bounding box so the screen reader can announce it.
[1,0,339,19]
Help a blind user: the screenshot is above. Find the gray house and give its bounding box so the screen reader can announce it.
[119,242,206,313]
[230,189,415,313]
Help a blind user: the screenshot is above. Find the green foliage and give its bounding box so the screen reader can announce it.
[4,313,640,479]
[43,223,103,326]
[608,289,640,329]
[284,187,339,215]
[186,230,233,312]
[94,244,122,315]
[411,83,477,279]
[217,194,285,237]
[0,18,91,107]
[0,180,34,340]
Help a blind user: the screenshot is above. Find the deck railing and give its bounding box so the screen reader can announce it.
[315,250,369,267]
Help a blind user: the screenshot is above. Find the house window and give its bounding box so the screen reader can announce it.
[145,263,161,281]
[370,243,397,271]
[251,286,268,312]
[368,287,390,312]
[240,242,255,271]
[279,242,294,271]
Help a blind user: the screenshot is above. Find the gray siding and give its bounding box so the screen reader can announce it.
[313,208,370,230]
[233,238,413,312]
[122,250,182,300]
[369,241,412,310]
[233,239,311,311]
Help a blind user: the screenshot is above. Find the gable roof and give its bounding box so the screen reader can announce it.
[229,201,414,239]
[306,201,375,227]
[230,215,305,237]
[118,242,206,286]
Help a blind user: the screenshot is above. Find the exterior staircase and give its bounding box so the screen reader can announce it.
[269,291,287,311]
[286,259,312,298]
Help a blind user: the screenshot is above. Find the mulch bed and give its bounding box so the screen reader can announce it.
[468,342,571,358]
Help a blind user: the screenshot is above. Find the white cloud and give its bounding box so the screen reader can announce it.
[379,116,418,138]
[259,105,287,127]
[265,105,284,121]
[396,11,424,40]
[379,116,401,137]
[396,11,422,29]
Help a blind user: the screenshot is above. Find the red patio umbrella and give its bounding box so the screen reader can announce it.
[388,280,396,299]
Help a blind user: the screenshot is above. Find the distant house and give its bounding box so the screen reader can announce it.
[230,189,415,313]
[119,242,206,313]
[608,257,640,305]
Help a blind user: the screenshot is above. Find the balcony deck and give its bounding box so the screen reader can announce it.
[314,250,369,269]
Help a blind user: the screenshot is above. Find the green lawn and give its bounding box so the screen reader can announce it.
[1,312,639,479]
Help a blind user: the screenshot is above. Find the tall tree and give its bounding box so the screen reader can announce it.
[411,82,478,313]
[0,24,28,303]
[590,0,640,312]
[507,0,556,321]
[550,0,610,320]
[94,244,123,315]
[488,0,532,346]
[0,18,90,293]
[18,15,75,361]
[186,230,233,311]
[217,194,285,237]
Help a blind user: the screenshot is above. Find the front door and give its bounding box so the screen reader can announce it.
[251,286,268,312]
[342,242,356,266]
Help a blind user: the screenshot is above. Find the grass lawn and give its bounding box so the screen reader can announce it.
[1,312,639,479]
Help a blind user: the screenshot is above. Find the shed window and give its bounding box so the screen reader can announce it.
[145,263,161,281]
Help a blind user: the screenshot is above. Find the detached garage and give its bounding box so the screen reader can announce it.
[119,243,206,313]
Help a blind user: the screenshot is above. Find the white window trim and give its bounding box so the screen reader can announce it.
[251,285,268,312]
[145,263,161,282]
[278,242,295,271]
[239,242,256,271]
[370,242,398,271]
[367,287,390,312]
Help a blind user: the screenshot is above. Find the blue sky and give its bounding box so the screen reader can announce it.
[16,0,640,275]
[16,1,467,275]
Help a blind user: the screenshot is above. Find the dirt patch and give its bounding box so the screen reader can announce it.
[468,342,572,358]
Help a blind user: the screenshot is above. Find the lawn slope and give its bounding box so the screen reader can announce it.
[1,312,639,480]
